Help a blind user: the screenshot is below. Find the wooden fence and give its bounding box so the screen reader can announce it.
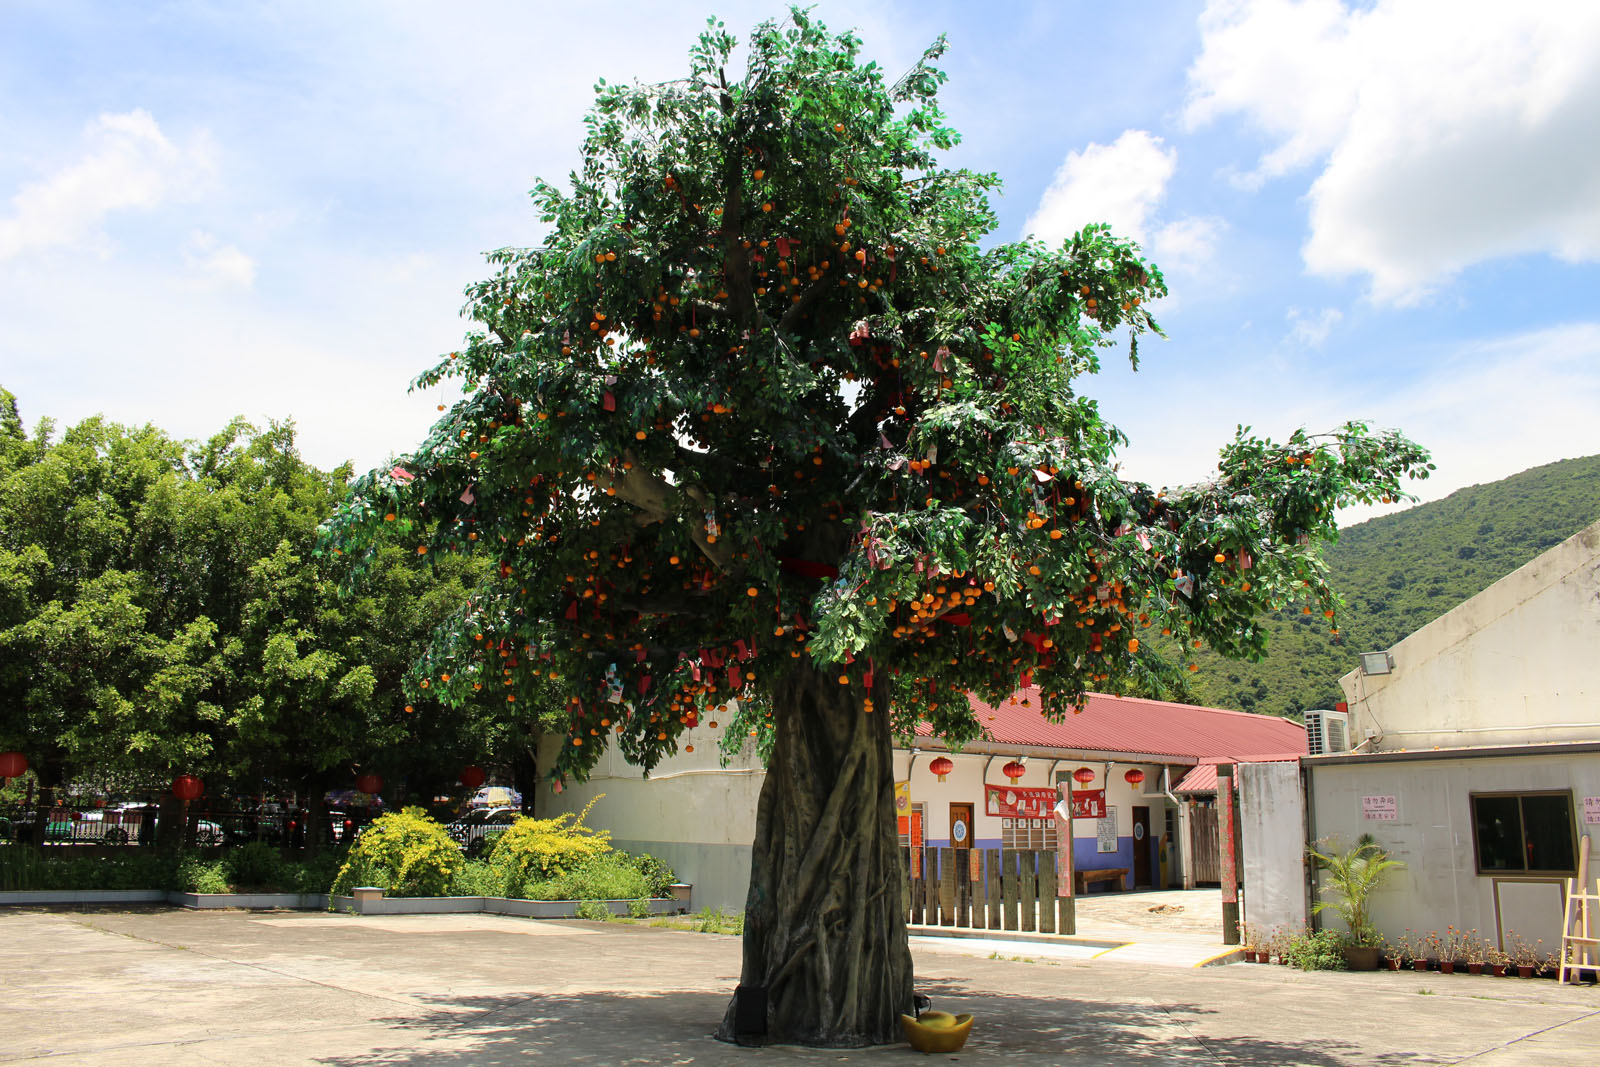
[902,847,1073,934]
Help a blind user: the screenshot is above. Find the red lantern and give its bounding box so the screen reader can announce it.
[1072,766,1096,785]
[0,751,27,779]
[929,756,954,783]
[355,772,383,795]
[1124,768,1146,786]
[1001,760,1026,784]
[171,774,204,801]
[459,765,487,791]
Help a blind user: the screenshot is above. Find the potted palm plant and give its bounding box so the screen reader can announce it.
[1306,834,1406,972]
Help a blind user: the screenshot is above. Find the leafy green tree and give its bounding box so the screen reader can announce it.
[0,401,547,828]
[324,12,1430,1045]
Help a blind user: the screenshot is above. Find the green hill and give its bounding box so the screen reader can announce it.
[1180,454,1600,718]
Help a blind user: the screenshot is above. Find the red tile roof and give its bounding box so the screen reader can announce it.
[916,688,1307,763]
[1171,755,1305,796]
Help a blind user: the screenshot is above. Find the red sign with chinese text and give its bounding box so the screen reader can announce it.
[1070,789,1106,820]
[984,785,1057,818]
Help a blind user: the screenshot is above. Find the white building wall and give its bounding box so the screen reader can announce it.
[1306,751,1600,949]
[540,729,1181,908]
[535,732,764,912]
[1338,520,1600,751]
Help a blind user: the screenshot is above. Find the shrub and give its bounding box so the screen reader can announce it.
[223,842,285,889]
[1283,928,1347,971]
[330,807,462,898]
[627,897,653,919]
[450,860,504,897]
[178,855,230,894]
[0,847,183,892]
[527,851,649,902]
[485,796,613,898]
[632,852,676,897]
[574,899,612,921]
[290,851,343,894]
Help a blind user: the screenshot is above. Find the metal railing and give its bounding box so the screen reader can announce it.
[0,804,373,849]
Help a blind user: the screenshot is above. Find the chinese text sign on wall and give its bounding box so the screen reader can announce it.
[1363,795,1398,821]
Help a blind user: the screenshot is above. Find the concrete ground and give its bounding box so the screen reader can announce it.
[3,906,1598,1065]
[911,888,1242,968]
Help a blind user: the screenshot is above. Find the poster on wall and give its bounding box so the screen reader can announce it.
[1584,797,1600,824]
[1072,788,1106,820]
[1096,806,1118,853]
[985,785,1057,818]
[894,781,910,814]
[1362,795,1398,821]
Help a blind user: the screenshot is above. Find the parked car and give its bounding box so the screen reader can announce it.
[445,806,520,856]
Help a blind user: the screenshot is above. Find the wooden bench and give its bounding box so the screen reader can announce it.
[1075,868,1129,894]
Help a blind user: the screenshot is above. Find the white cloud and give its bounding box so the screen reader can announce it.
[1150,215,1225,275]
[0,109,213,261]
[1101,320,1600,526]
[1023,129,1222,279]
[1024,130,1176,246]
[1285,306,1342,348]
[1186,0,1600,304]
[184,231,256,288]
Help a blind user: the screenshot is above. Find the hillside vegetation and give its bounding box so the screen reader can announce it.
[1180,454,1600,718]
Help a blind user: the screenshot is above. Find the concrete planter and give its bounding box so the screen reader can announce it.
[0,889,167,906]
[331,892,689,918]
[172,892,328,910]
[4,886,690,918]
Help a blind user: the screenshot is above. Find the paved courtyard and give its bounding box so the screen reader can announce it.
[3,907,1598,1065]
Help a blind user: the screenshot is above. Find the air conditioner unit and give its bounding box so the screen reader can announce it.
[1305,708,1350,756]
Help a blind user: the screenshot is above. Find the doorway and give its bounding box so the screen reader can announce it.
[1133,806,1152,887]
[949,802,974,849]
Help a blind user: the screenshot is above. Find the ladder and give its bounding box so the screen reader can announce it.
[1559,835,1600,985]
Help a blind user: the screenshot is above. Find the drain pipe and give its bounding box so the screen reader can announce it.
[1161,765,1181,807]
[1161,766,1184,892]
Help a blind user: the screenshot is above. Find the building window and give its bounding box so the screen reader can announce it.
[1001,817,1057,851]
[1470,791,1577,875]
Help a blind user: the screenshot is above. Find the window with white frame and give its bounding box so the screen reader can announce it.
[1001,815,1057,851]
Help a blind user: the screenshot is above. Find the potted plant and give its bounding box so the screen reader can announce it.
[1507,932,1540,978]
[1463,930,1487,975]
[1416,930,1440,971]
[1306,834,1405,972]
[1388,930,1416,971]
[1237,921,1262,963]
[1487,941,1510,977]
[1270,926,1292,965]
[1438,926,1465,974]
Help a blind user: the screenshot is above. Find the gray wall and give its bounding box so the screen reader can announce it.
[1306,751,1600,949]
[610,839,752,913]
[1240,761,1308,936]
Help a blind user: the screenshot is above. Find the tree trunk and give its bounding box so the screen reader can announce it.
[512,747,538,816]
[716,658,912,1047]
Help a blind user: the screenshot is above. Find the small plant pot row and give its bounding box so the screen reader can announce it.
[1241,950,1556,978]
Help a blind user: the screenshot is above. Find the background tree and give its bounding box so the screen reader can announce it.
[324,12,1430,1046]
[0,397,545,828]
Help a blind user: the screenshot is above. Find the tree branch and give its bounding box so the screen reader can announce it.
[779,276,833,333]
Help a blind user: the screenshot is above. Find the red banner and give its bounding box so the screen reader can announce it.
[984,785,1058,818]
[1071,788,1106,820]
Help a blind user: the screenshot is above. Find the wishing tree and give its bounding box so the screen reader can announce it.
[325,12,1429,1046]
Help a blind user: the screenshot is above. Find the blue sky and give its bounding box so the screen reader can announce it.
[3,0,1597,523]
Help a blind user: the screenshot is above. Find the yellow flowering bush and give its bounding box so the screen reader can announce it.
[486,795,614,898]
[331,807,463,898]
